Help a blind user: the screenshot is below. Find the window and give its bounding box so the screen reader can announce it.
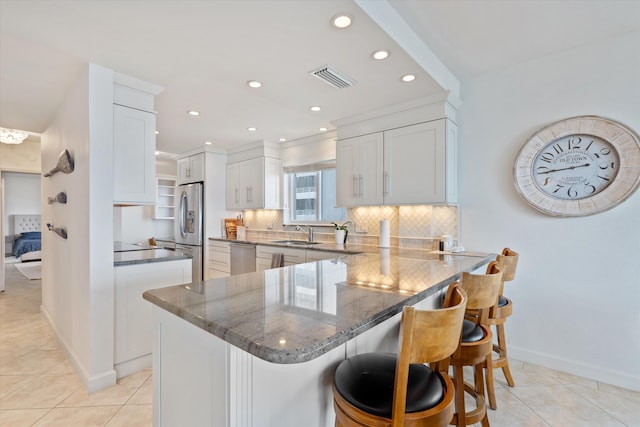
[286,164,346,224]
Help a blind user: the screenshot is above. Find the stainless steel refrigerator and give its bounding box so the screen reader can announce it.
[174,182,203,285]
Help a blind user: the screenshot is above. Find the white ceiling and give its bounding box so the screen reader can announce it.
[1,0,639,155]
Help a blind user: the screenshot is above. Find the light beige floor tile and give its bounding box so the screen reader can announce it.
[106,404,153,427]
[568,383,640,427]
[509,384,626,426]
[44,359,76,375]
[32,405,120,427]
[493,361,564,388]
[127,376,152,405]
[487,387,550,427]
[598,381,640,400]
[0,374,82,409]
[0,350,67,375]
[0,375,35,399]
[522,363,598,389]
[0,408,49,426]
[59,370,151,407]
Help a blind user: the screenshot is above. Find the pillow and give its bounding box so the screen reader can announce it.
[20,231,41,240]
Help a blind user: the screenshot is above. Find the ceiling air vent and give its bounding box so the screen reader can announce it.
[309,65,356,89]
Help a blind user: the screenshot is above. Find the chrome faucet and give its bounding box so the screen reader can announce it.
[295,225,314,242]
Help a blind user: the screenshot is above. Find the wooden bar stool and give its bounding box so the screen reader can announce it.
[449,262,502,427]
[485,248,519,409]
[332,284,468,427]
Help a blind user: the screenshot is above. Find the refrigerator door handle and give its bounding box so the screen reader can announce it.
[179,191,188,238]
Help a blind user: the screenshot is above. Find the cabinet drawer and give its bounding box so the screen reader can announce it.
[208,259,230,273]
[209,250,230,264]
[256,245,305,264]
[208,240,231,253]
[306,250,338,262]
[208,268,230,279]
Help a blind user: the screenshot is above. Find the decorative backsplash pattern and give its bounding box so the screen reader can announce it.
[241,205,458,248]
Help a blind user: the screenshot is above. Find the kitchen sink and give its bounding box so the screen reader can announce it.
[271,240,322,245]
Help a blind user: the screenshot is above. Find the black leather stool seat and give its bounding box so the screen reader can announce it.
[498,295,508,307]
[333,352,445,418]
[461,319,485,343]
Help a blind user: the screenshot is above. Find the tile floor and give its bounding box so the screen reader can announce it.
[1,262,639,426]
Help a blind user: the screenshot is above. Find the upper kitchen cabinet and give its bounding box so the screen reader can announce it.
[384,120,457,205]
[113,74,163,205]
[336,132,384,207]
[177,153,205,185]
[226,156,281,210]
[335,94,459,206]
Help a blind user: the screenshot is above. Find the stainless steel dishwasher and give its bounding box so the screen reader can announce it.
[229,242,256,275]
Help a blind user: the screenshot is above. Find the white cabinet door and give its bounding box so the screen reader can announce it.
[226,157,281,210]
[113,104,156,204]
[336,133,383,207]
[384,120,447,204]
[225,162,240,209]
[208,240,231,278]
[178,154,205,185]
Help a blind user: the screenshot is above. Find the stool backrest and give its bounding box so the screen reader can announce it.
[497,247,519,283]
[270,253,284,268]
[391,284,467,425]
[460,261,503,322]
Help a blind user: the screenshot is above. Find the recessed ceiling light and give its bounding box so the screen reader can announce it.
[247,127,257,131]
[205,141,212,145]
[247,80,262,88]
[155,130,159,135]
[332,14,352,29]
[402,74,416,82]
[188,110,200,116]
[372,50,389,60]
[155,151,160,156]
[310,106,321,112]
[279,138,287,142]
[319,127,328,132]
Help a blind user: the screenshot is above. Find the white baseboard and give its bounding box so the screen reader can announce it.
[508,344,640,392]
[40,305,117,393]
[115,354,152,379]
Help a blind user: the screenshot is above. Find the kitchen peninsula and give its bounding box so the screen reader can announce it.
[143,249,493,427]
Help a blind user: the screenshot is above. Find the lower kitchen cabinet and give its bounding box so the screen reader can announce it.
[114,258,192,378]
[306,250,340,262]
[256,245,306,272]
[208,240,231,279]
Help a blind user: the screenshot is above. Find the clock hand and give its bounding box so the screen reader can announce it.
[537,163,590,174]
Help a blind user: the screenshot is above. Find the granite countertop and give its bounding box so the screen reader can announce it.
[208,236,489,259]
[143,251,494,364]
[114,248,192,266]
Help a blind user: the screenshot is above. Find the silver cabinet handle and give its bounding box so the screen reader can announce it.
[235,188,238,203]
[383,172,389,196]
[358,175,363,197]
[352,176,357,198]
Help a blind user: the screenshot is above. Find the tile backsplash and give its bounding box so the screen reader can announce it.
[241,205,458,249]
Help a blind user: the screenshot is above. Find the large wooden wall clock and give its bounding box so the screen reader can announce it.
[514,116,640,217]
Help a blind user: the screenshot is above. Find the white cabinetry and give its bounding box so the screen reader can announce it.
[208,240,231,279]
[114,258,192,378]
[113,104,156,204]
[336,119,457,206]
[336,133,384,207]
[306,250,340,262]
[226,157,281,209]
[154,176,176,219]
[177,153,205,185]
[255,245,306,272]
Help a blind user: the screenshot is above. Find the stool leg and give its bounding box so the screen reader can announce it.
[485,351,497,410]
[453,365,466,427]
[474,363,491,427]
[495,323,515,387]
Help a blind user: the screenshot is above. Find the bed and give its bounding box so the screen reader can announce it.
[11,215,42,261]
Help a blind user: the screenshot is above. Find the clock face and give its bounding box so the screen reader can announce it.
[532,134,620,200]
[514,116,640,217]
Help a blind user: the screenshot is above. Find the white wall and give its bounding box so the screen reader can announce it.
[3,172,41,235]
[41,63,116,392]
[458,30,640,390]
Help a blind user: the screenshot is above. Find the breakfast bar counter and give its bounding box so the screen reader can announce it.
[143,250,493,427]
